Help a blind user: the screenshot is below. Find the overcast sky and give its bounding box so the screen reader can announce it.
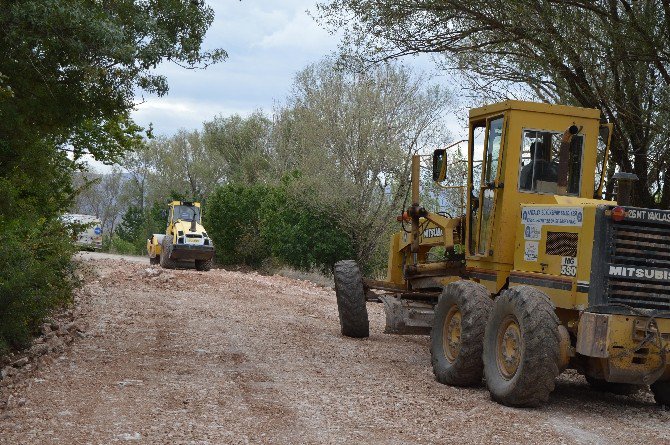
[131,0,457,135]
[132,0,344,134]
[84,1,463,172]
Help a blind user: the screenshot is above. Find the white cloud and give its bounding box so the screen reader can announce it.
[133,98,254,134]
[130,1,341,135]
[127,1,464,140]
[257,9,334,51]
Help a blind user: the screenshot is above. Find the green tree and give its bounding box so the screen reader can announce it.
[317,0,670,207]
[273,59,452,266]
[207,184,271,267]
[0,0,224,163]
[259,182,354,273]
[0,0,223,353]
[116,206,146,248]
[202,112,274,184]
[143,131,226,205]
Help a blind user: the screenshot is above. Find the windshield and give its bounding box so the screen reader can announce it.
[518,129,583,195]
[172,205,200,223]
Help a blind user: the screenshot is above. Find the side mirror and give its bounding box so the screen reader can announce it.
[161,209,168,219]
[432,149,447,182]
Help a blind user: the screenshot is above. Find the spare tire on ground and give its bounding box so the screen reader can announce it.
[333,260,369,338]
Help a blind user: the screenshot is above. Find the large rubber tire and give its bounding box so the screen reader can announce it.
[431,281,493,386]
[650,380,670,406]
[585,376,640,396]
[483,286,561,407]
[159,236,177,269]
[333,260,369,338]
[195,258,212,271]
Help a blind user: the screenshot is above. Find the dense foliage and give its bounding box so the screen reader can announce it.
[0,219,77,354]
[259,187,354,273]
[207,182,355,273]
[207,184,271,267]
[0,0,222,353]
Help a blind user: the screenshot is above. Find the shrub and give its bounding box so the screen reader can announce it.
[109,235,141,255]
[115,205,163,255]
[116,206,145,243]
[207,184,271,267]
[207,182,354,272]
[0,218,77,351]
[259,187,354,273]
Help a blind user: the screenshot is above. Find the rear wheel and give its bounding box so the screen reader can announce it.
[585,376,640,396]
[195,258,212,271]
[333,260,369,338]
[431,281,493,386]
[483,286,561,407]
[159,236,177,269]
[651,380,670,405]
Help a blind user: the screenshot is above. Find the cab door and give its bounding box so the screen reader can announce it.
[470,115,506,257]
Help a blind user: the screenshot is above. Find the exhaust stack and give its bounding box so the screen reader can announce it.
[613,172,638,206]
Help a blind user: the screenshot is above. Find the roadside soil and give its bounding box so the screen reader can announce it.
[0,253,668,444]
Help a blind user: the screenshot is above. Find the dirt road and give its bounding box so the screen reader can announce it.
[1,255,669,444]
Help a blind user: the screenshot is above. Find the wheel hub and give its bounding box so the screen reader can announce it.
[496,316,522,379]
[443,306,462,362]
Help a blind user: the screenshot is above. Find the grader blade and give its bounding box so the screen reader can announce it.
[379,295,434,335]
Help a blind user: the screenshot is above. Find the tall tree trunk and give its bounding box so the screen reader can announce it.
[660,166,670,209]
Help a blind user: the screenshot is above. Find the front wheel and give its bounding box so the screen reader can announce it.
[333,260,369,338]
[159,236,177,269]
[483,286,561,407]
[430,281,493,386]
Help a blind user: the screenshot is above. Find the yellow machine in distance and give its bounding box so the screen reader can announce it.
[147,201,215,271]
[333,100,670,407]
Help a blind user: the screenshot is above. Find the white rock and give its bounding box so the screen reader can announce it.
[1,366,17,379]
[29,343,49,357]
[11,357,29,368]
[118,432,141,441]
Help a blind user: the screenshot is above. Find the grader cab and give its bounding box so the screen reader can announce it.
[334,100,670,407]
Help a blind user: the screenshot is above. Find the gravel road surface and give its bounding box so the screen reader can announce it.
[0,254,668,444]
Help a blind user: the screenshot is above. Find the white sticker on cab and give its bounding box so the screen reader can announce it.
[521,207,583,226]
[524,241,539,262]
[524,224,542,240]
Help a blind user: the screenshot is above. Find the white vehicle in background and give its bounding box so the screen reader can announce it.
[61,213,103,250]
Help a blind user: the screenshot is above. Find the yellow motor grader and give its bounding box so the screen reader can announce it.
[334,100,670,407]
[147,201,214,271]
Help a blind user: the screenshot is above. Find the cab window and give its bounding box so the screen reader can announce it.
[468,116,504,256]
[518,130,583,195]
[172,205,201,222]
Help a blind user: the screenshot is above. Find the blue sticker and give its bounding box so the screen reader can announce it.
[94,227,102,235]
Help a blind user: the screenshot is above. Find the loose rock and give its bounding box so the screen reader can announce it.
[1,253,668,444]
[29,344,49,358]
[48,337,65,354]
[11,358,29,368]
[1,367,17,379]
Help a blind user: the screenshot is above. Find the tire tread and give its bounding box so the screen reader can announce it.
[483,286,561,407]
[333,260,369,338]
[431,280,493,386]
